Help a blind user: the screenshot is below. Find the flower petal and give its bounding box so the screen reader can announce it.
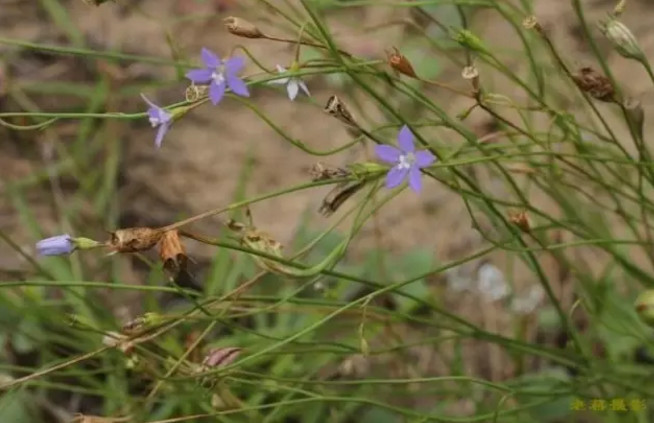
[140,93,158,109]
[36,234,74,256]
[397,125,415,153]
[286,79,299,101]
[227,75,250,97]
[224,56,245,75]
[209,81,226,105]
[276,64,287,73]
[298,80,310,97]
[268,76,289,85]
[385,166,408,189]
[375,144,401,163]
[408,166,423,192]
[154,122,169,148]
[186,68,213,83]
[415,150,436,167]
[201,47,221,68]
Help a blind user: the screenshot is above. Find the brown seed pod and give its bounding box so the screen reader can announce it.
[319,180,366,217]
[202,347,242,369]
[572,67,616,103]
[158,230,187,275]
[508,210,531,233]
[224,17,264,39]
[108,227,163,253]
[387,47,417,78]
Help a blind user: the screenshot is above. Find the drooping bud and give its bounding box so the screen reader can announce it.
[108,227,163,253]
[572,67,616,103]
[224,17,264,39]
[623,98,644,140]
[386,47,417,78]
[599,18,645,62]
[158,230,188,275]
[635,290,654,327]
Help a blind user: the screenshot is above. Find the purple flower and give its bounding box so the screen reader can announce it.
[36,234,74,256]
[141,94,172,148]
[269,65,310,101]
[185,48,249,105]
[375,125,436,192]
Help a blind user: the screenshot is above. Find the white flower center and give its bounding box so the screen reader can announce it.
[211,68,226,85]
[397,152,416,169]
[149,116,161,127]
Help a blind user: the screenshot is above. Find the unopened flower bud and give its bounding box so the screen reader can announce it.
[636,290,654,327]
[454,29,487,54]
[572,67,616,103]
[108,227,163,253]
[623,98,644,140]
[224,17,264,39]
[599,19,645,62]
[387,47,417,78]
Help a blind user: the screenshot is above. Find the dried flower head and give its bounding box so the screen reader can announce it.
[108,227,163,253]
[572,67,615,103]
[386,47,417,78]
[186,48,249,105]
[224,17,264,39]
[375,125,436,193]
[185,84,210,102]
[82,0,114,5]
[324,95,361,136]
[461,65,480,92]
[508,210,531,233]
[522,16,542,32]
[102,332,135,353]
[309,162,351,181]
[158,230,188,275]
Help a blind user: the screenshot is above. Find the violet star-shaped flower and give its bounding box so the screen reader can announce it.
[36,234,74,256]
[375,125,436,192]
[185,47,249,105]
[269,65,310,101]
[141,94,171,148]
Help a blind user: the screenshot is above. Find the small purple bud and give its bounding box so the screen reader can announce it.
[36,234,74,256]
